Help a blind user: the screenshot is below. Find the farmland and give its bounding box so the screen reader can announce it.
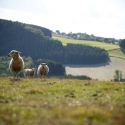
[52,36,120,50]
[65,57,125,80]
[0,77,125,125]
[53,35,125,80]
[52,36,125,59]
[108,49,125,58]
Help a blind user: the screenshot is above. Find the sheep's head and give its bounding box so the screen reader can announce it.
[40,63,47,66]
[40,63,47,69]
[8,50,21,58]
[32,68,37,72]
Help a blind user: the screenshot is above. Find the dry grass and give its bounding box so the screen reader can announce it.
[65,57,125,80]
[0,77,125,125]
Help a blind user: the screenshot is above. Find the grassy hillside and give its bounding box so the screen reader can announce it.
[52,36,120,50]
[53,36,125,58]
[108,49,125,58]
[0,77,125,125]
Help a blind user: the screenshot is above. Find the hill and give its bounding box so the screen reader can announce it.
[53,36,125,59]
[0,77,125,125]
[0,19,109,64]
[52,35,125,80]
[52,36,120,50]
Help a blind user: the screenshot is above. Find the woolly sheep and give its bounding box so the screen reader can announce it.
[24,68,37,78]
[8,50,24,80]
[37,63,49,78]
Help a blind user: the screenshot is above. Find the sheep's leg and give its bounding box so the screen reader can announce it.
[39,75,43,79]
[12,74,17,80]
[17,74,18,80]
[13,74,16,79]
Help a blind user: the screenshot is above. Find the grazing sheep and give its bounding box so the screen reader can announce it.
[8,50,24,80]
[37,63,49,78]
[24,68,37,78]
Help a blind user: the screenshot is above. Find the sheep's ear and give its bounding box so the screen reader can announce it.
[18,51,21,54]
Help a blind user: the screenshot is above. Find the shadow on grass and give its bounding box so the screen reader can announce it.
[64,58,111,68]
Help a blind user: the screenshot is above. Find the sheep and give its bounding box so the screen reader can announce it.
[37,63,49,78]
[24,68,37,78]
[8,50,24,80]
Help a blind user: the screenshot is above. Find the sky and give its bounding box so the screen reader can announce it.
[0,0,125,39]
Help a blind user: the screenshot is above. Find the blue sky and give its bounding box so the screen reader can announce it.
[0,0,125,39]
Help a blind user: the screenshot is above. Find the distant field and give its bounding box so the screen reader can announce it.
[65,57,125,80]
[52,36,120,50]
[52,36,125,58]
[108,49,125,58]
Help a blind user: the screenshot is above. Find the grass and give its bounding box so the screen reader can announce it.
[52,36,120,50]
[108,49,125,58]
[0,77,125,125]
[53,36,125,58]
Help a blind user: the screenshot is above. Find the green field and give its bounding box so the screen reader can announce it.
[108,49,125,58]
[0,77,125,125]
[53,36,120,50]
[53,36,125,58]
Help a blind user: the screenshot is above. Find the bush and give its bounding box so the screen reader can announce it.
[114,70,122,82]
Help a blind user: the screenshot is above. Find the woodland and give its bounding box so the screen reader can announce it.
[0,19,109,64]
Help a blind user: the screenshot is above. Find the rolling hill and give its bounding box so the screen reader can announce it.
[52,35,125,80]
[1,19,125,80]
[52,35,125,59]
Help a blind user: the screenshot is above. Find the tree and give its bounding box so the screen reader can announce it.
[55,30,60,34]
[119,39,125,49]
[114,70,122,81]
[0,19,109,65]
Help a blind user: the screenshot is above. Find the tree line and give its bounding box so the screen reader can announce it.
[0,19,109,64]
[55,30,119,44]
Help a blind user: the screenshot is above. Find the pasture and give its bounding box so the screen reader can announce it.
[53,36,125,59]
[52,36,120,50]
[108,49,125,58]
[0,77,125,125]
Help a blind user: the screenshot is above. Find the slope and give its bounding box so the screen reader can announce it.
[0,77,125,125]
[53,36,125,58]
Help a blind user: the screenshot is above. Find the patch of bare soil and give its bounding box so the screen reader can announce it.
[64,57,125,80]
